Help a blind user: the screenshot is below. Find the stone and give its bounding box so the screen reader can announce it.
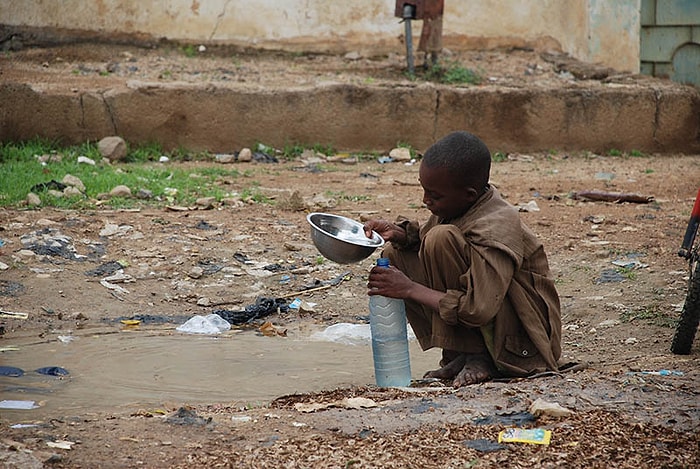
[136,188,153,199]
[389,147,412,161]
[195,197,216,209]
[221,197,244,207]
[77,155,96,165]
[109,185,132,198]
[215,153,236,164]
[36,153,62,163]
[238,148,252,162]
[63,186,83,197]
[35,218,57,227]
[188,266,204,279]
[26,193,41,206]
[62,174,85,191]
[98,136,128,162]
[47,190,64,198]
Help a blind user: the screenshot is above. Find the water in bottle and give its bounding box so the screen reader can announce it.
[369,258,412,387]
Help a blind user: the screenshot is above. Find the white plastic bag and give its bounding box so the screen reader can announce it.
[310,323,416,345]
[176,314,231,335]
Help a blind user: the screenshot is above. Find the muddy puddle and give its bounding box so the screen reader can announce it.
[0,326,440,422]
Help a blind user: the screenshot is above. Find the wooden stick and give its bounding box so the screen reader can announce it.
[279,283,334,299]
[573,190,654,204]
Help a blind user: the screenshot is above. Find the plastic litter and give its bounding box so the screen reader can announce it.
[0,366,24,377]
[311,322,416,346]
[498,428,552,445]
[629,369,684,377]
[311,323,373,345]
[213,297,289,325]
[0,400,39,410]
[176,314,232,334]
[464,439,505,453]
[35,366,70,376]
[528,398,574,417]
[474,411,535,426]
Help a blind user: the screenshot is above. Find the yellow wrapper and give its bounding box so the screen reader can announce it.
[498,428,552,445]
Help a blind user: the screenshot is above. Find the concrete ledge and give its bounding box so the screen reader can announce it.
[1,81,698,154]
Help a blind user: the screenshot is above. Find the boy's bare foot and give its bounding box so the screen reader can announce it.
[423,353,467,380]
[452,354,495,387]
[424,352,495,387]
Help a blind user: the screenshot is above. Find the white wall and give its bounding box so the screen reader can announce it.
[0,0,641,72]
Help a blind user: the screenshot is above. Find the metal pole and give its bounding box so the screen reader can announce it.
[403,4,415,75]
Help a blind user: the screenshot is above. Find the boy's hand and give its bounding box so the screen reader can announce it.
[367,264,413,299]
[363,219,406,244]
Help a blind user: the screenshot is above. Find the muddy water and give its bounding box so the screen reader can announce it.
[0,327,440,422]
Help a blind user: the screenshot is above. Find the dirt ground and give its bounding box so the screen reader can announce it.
[1,44,699,468]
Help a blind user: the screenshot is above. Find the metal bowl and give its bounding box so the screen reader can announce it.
[307,212,384,264]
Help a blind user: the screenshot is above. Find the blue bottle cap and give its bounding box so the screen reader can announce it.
[377,257,390,267]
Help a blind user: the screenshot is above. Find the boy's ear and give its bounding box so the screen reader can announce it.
[464,186,480,202]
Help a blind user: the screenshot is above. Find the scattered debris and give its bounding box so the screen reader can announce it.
[596,269,626,283]
[0,310,29,319]
[46,440,76,450]
[463,439,505,453]
[0,399,39,410]
[498,428,552,445]
[0,281,25,297]
[214,297,289,325]
[528,398,574,417]
[0,366,24,377]
[176,313,232,334]
[294,397,379,413]
[84,261,125,277]
[258,321,287,337]
[573,190,654,204]
[165,406,212,426]
[517,200,540,212]
[629,369,684,377]
[20,228,88,260]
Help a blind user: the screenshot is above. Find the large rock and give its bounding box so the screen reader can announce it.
[98,136,127,162]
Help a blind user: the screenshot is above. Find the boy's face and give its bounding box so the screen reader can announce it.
[418,162,478,221]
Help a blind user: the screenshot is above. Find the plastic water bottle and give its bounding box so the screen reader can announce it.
[369,258,411,387]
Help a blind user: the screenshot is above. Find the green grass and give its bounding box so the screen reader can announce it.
[424,60,483,85]
[0,140,254,209]
[280,142,335,160]
[325,191,371,202]
[619,305,677,328]
[181,44,198,58]
[492,151,508,162]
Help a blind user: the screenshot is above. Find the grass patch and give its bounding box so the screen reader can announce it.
[325,191,371,203]
[181,44,198,58]
[423,60,483,85]
[620,305,677,328]
[492,151,508,163]
[280,143,335,160]
[0,140,256,209]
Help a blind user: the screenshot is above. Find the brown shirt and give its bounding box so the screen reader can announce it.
[399,186,562,376]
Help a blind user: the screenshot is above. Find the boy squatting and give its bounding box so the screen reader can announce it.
[364,131,562,387]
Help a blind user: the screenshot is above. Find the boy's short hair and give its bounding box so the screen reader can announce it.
[422,131,491,190]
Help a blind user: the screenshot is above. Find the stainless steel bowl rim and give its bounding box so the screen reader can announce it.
[307,212,385,247]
